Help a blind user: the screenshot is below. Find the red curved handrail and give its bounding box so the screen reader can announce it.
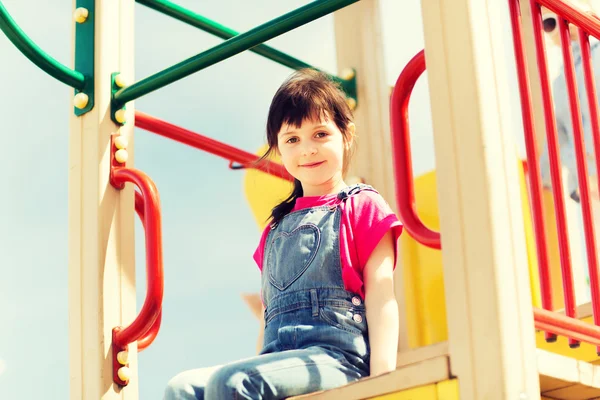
[112,168,164,349]
[133,190,162,352]
[137,310,162,351]
[135,111,293,182]
[390,49,441,249]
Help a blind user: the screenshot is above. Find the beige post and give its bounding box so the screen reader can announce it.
[332,0,395,206]
[420,0,541,398]
[332,0,411,355]
[68,0,137,398]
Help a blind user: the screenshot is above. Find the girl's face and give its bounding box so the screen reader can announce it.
[277,116,353,196]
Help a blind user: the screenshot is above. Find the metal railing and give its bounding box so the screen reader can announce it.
[389,49,440,250]
[113,0,359,108]
[0,1,86,90]
[135,0,352,92]
[390,0,600,351]
[110,165,164,385]
[133,190,163,352]
[509,0,600,349]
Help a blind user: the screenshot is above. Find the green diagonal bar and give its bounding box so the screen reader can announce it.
[114,0,359,107]
[136,0,314,71]
[0,1,86,90]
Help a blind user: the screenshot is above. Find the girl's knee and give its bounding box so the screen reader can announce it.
[205,365,255,400]
[163,373,197,400]
[164,367,218,400]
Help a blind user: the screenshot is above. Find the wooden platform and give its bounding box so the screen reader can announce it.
[290,342,600,399]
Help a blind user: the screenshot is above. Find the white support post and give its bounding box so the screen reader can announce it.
[333,0,395,206]
[68,0,137,399]
[333,0,411,354]
[420,0,541,399]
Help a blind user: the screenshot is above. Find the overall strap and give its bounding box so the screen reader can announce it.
[336,183,378,202]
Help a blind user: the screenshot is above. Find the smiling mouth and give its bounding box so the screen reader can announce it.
[300,161,325,168]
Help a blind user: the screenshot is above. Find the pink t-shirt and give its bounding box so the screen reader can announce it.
[253,189,403,299]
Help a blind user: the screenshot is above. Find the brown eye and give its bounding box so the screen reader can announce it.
[543,17,557,33]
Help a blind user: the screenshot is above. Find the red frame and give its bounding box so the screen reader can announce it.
[389,49,441,250]
[109,134,164,386]
[390,0,600,351]
[510,0,600,350]
[134,111,293,182]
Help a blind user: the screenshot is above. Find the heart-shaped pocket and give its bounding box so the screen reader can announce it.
[266,223,321,291]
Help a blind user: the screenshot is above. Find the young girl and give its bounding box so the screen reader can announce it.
[164,69,402,400]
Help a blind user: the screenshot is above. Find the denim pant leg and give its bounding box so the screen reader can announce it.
[164,365,223,400]
[204,346,365,400]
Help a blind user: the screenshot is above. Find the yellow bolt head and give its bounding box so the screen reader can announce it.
[117,350,129,365]
[340,68,355,81]
[115,149,128,164]
[114,136,128,150]
[114,74,127,88]
[346,97,357,111]
[117,366,131,382]
[73,7,89,23]
[115,109,126,124]
[73,92,89,109]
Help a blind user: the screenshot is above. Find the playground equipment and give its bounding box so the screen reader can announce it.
[4,0,600,398]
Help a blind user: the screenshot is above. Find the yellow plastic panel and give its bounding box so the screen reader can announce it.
[400,160,539,348]
[399,171,447,348]
[243,145,293,230]
[369,384,437,399]
[436,379,460,399]
[368,379,459,400]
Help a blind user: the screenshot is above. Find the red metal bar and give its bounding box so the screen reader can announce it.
[579,29,600,341]
[538,0,600,39]
[531,3,580,347]
[112,167,163,347]
[389,49,441,250]
[509,0,555,337]
[135,190,145,225]
[110,162,164,386]
[137,310,162,352]
[134,111,293,182]
[133,190,162,352]
[555,17,591,345]
[534,307,600,347]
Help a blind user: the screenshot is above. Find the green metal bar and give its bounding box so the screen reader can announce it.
[74,0,95,115]
[0,1,86,90]
[135,0,314,71]
[114,0,359,107]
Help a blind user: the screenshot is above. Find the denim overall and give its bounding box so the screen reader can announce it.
[164,184,374,400]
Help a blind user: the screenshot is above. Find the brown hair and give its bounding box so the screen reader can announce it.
[260,68,355,225]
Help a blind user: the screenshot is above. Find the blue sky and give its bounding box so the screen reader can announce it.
[0,1,528,399]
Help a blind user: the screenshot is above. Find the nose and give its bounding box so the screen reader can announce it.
[301,144,317,157]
